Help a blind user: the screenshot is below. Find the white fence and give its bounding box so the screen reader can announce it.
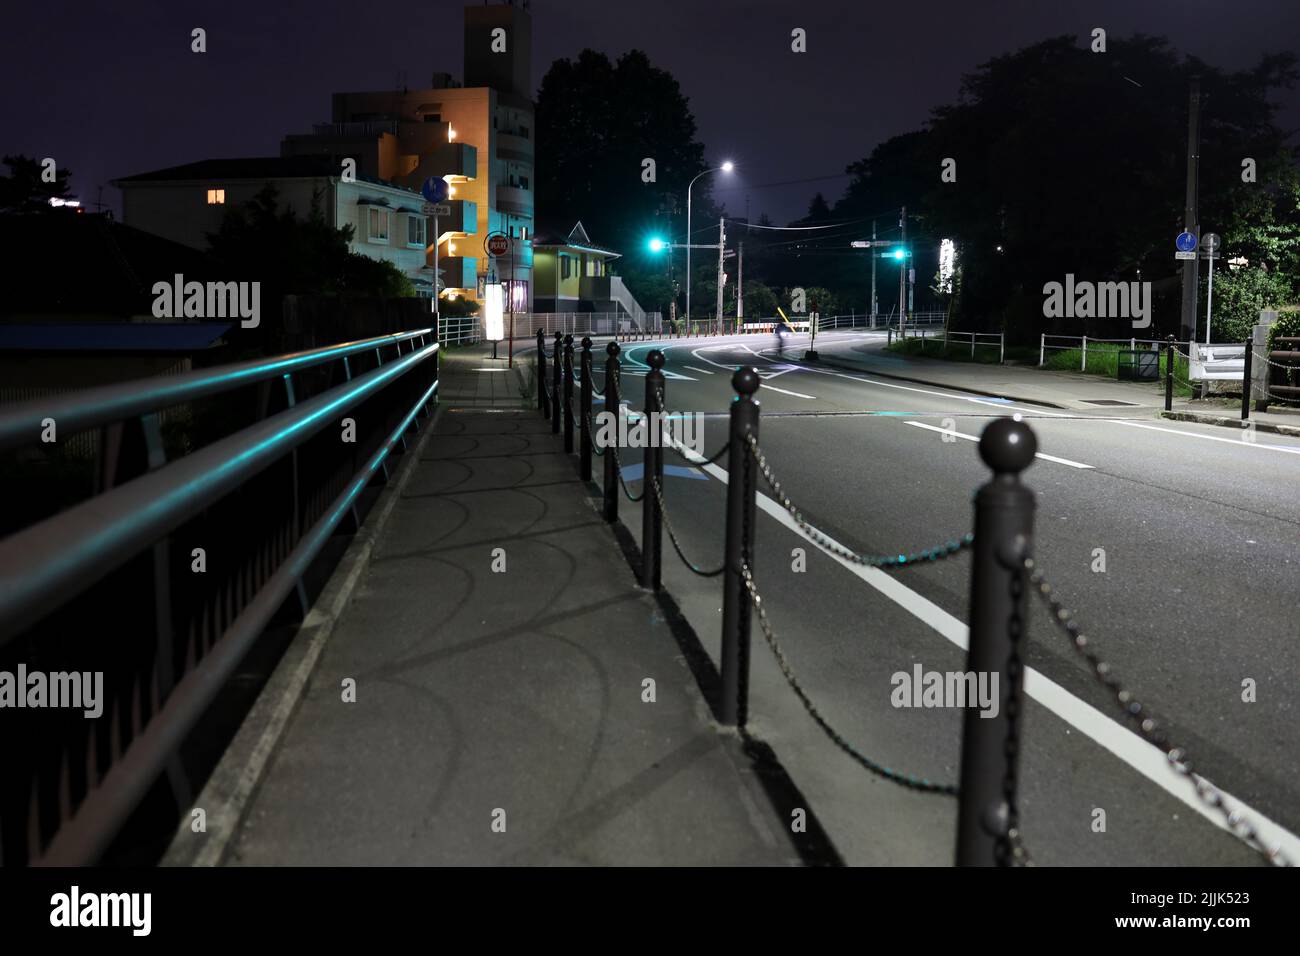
[438,316,482,345]
[893,327,1006,363]
[1189,342,1246,381]
[1038,334,1190,371]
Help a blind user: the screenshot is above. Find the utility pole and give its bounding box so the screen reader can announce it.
[1179,76,1202,342]
[870,218,878,327]
[898,206,907,339]
[737,241,744,323]
[715,216,727,335]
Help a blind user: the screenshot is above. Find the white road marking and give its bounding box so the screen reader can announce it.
[661,430,1300,862]
[757,383,818,399]
[1113,419,1300,456]
[681,365,715,375]
[904,421,1095,469]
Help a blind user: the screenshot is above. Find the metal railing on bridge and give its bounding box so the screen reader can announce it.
[0,328,440,865]
[532,328,1292,868]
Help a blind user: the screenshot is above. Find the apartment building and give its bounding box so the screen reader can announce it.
[280,2,535,309]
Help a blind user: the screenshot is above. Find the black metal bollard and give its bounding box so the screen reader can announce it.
[563,334,575,454]
[537,328,549,418]
[552,331,563,435]
[603,342,621,522]
[580,336,594,480]
[955,417,1037,867]
[1164,335,1175,412]
[720,367,761,727]
[1241,336,1253,421]
[640,350,666,591]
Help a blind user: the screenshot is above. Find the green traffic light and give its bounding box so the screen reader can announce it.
[648,237,666,253]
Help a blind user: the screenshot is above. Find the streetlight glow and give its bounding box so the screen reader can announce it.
[721,160,734,172]
[648,237,666,252]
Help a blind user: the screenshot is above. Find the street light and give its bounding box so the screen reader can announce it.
[686,161,734,333]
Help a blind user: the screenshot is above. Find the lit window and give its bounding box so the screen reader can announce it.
[368,207,389,242]
[206,189,225,205]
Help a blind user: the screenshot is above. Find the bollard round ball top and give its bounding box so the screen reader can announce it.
[606,340,620,357]
[978,416,1037,474]
[581,336,592,350]
[646,349,665,370]
[732,365,761,396]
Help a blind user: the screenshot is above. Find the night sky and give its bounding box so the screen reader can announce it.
[3,0,1297,226]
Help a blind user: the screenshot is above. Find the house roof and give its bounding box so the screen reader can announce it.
[114,156,340,183]
[532,220,621,257]
[0,212,223,317]
[0,323,232,352]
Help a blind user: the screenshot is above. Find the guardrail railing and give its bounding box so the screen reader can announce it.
[531,329,1291,868]
[0,327,440,865]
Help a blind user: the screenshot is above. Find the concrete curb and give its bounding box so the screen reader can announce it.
[1162,410,1300,438]
[810,355,1070,409]
[161,403,445,867]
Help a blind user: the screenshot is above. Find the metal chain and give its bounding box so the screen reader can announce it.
[1024,557,1293,867]
[744,433,974,568]
[739,562,959,795]
[995,564,1034,867]
[648,470,724,577]
[606,440,645,502]
[583,411,605,456]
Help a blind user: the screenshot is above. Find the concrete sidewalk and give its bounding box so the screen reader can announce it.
[815,335,1300,435]
[214,345,800,866]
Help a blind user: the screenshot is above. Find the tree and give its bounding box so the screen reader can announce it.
[741,280,778,319]
[535,49,715,310]
[828,36,1299,340]
[0,155,74,212]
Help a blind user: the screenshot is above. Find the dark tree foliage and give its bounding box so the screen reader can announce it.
[535,49,716,315]
[0,154,74,212]
[826,35,1299,339]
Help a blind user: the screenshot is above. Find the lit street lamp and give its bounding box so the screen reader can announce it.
[685,161,734,332]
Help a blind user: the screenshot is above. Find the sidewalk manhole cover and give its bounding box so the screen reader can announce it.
[1081,399,1140,406]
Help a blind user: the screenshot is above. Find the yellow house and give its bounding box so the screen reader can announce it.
[533,222,645,320]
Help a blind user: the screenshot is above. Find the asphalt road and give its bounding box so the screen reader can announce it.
[570,329,1300,866]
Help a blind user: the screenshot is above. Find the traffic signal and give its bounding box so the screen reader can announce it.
[647,237,667,253]
[878,247,911,260]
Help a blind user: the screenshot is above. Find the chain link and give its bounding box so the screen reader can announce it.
[1025,557,1293,867]
[739,562,959,795]
[744,433,974,568]
[995,564,1033,867]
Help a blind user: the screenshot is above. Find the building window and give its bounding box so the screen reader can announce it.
[519,176,529,191]
[519,125,529,139]
[407,215,425,246]
[561,256,571,280]
[423,113,441,123]
[368,207,389,243]
[206,189,225,205]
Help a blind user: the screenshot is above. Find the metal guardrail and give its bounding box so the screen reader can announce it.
[437,315,481,345]
[0,327,439,864]
[1039,333,1185,371]
[532,331,1290,868]
[890,327,1005,363]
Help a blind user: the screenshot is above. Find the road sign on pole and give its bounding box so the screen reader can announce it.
[422,202,450,216]
[421,177,449,204]
[1175,230,1197,252]
[485,233,510,257]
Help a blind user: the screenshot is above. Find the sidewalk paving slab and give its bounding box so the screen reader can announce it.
[222,345,800,866]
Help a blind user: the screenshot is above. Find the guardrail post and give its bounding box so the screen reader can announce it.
[603,342,621,522]
[537,328,549,418]
[1165,335,1175,413]
[580,336,593,480]
[563,334,575,454]
[1081,335,1088,372]
[956,417,1038,867]
[1038,333,1044,367]
[552,331,563,435]
[640,350,665,591]
[999,333,1005,365]
[1241,336,1252,421]
[721,367,761,727]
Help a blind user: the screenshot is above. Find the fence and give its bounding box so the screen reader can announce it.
[438,315,481,345]
[1039,333,1186,371]
[889,327,1005,363]
[0,328,440,864]
[531,329,1291,868]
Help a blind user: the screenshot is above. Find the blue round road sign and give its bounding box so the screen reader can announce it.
[421,177,449,204]
[1175,231,1197,252]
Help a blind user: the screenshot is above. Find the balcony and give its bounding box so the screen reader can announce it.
[426,143,478,180]
[432,199,477,236]
[496,132,533,163]
[437,256,478,292]
[496,184,532,216]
